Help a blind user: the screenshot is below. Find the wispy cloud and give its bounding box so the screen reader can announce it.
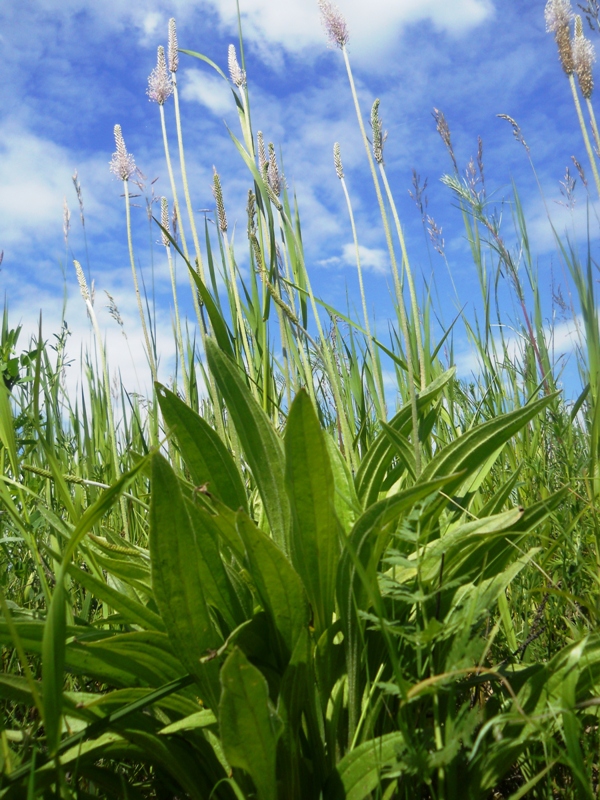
[181,69,233,115]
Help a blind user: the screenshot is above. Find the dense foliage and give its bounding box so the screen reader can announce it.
[2,2,600,797]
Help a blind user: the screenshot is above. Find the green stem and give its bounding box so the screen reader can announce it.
[166,244,191,404]
[341,46,421,474]
[379,162,427,391]
[159,103,203,327]
[339,175,387,418]
[86,298,130,539]
[172,78,206,285]
[569,73,600,199]
[123,183,157,383]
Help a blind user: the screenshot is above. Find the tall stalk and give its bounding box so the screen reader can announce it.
[334,142,387,418]
[109,125,157,383]
[73,260,129,539]
[316,3,422,471]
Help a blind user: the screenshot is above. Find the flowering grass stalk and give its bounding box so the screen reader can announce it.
[318,0,422,472]
[73,260,129,538]
[110,125,157,384]
[334,142,386,419]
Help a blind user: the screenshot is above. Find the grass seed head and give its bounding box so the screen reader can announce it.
[160,197,170,246]
[545,0,575,74]
[318,0,349,49]
[333,142,344,179]
[268,143,281,196]
[371,99,385,164]
[212,167,228,233]
[110,125,136,181]
[147,46,173,105]
[74,259,90,303]
[574,15,596,97]
[432,108,458,172]
[168,18,179,73]
[257,131,267,173]
[63,197,70,245]
[247,190,256,237]
[228,44,246,87]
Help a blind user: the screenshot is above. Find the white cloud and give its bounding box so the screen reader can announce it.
[454,315,582,379]
[209,0,494,55]
[526,197,600,254]
[17,0,495,59]
[0,120,113,251]
[181,69,233,116]
[343,243,388,273]
[6,278,179,403]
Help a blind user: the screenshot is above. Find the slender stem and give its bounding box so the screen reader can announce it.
[86,298,130,539]
[159,103,204,327]
[586,96,600,157]
[166,244,190,404]
[341,46,421,474]
[339,176,387,418]
[379,163,427,391]
[276,206,356,470]
[223,231,257,395]
[123,183,157,383]
[569,73,600,199]
[172,78,206,285]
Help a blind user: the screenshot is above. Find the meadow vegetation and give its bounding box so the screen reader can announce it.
[1,0,600,796]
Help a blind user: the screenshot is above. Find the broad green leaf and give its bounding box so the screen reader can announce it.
[325,732,404,800]
[324,432,360,533]
[206,338,291,551]
[158,710,217,735]
[219,647,283,800]
[284,390,341,636]
[419,393,557,492]
[66,563,165,632]
[355,368,455,505]
[338,476,457,618]
[236,511,310,660]
[156,383,247,513]
[41,459,148,756]
[150,453,221,706]
[186,499,248,630]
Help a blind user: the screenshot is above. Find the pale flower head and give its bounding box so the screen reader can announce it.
[574,15,596,98]
[545,0,575,73]
[228,44,246,87]
[318,0,349,49]
[544,0,573,33]
[147,46,173,105]
[109,124,136,181]
[168,18,179,73]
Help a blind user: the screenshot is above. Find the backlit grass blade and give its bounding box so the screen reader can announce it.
[206,337,291,551]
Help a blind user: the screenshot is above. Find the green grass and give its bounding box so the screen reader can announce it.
[1,3,600,797]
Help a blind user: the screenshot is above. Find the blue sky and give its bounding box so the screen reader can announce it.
[0,0,595,400]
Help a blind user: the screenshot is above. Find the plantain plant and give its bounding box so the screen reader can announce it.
[0,332,596,798]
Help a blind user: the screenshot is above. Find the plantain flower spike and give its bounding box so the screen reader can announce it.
[333,142,344,179]
[371,99,385,164]
[109,125,136,181]
[160,197,170,247]
[212,167,228,233]
[257,131,267,173]
[74,260,90,303]
[545,0,575,74]
[267,143,281,196]
[147,46,173,105]
[573,14,596,98]
[247,190,256,238]
[228,44,246,87]
[168,18,179,73]
[318,0,349,49]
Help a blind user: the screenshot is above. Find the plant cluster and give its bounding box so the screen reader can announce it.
[1,1,600,798]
